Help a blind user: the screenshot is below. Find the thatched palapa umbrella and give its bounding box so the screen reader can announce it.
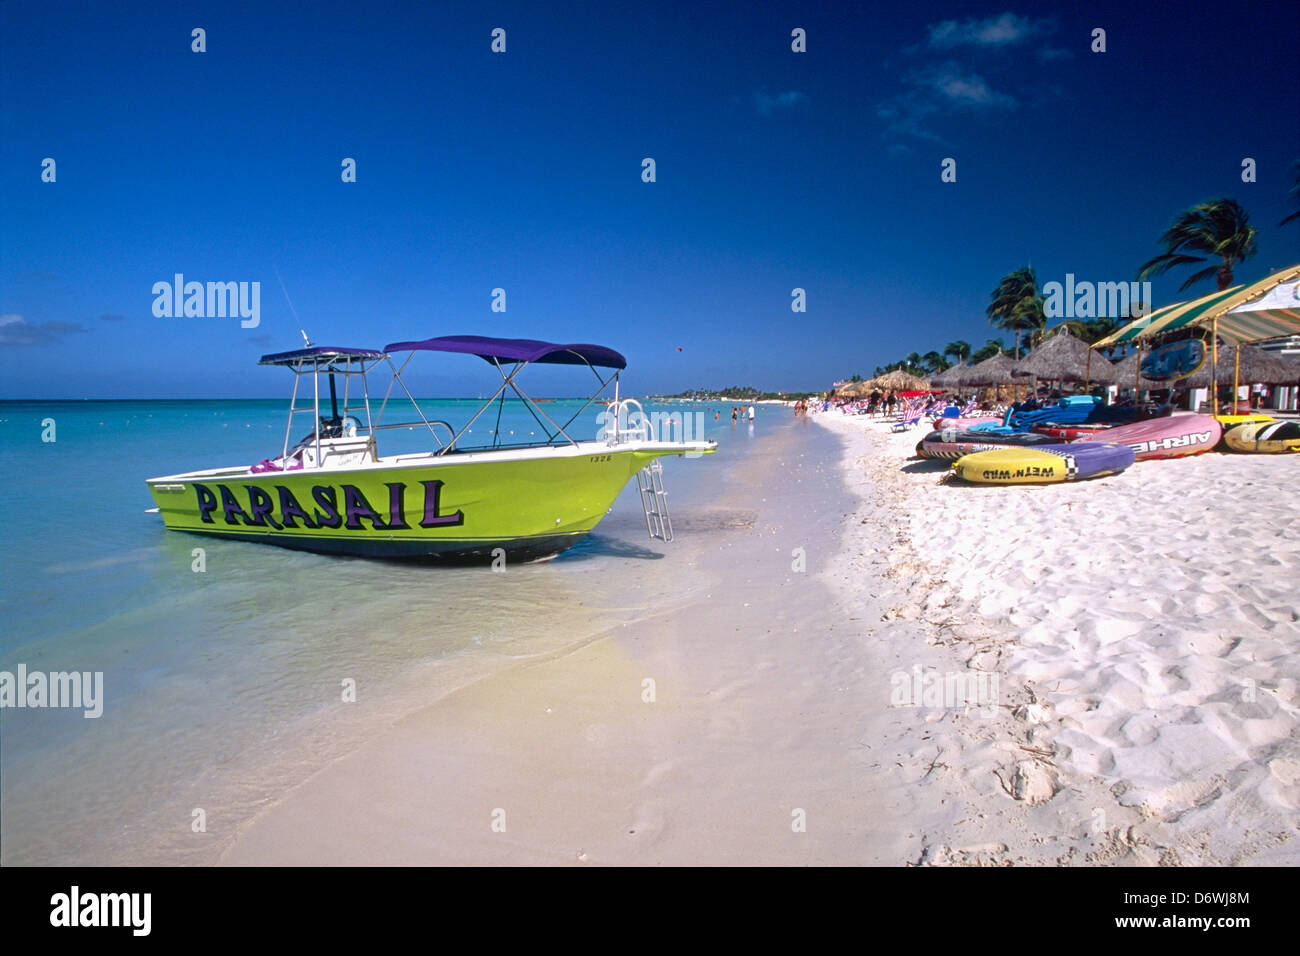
[1012,329,1117,385]
[837,380,872,398]
[1182,343,1298,387]
[869,369,931,391]
[952,352,1019,387]
[929,364,965,390]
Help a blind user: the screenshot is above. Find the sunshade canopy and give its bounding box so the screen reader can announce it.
[1093,264,1300,347]
[259,346,388,366]
[1220,274,1300,343]
[384,334,627,370]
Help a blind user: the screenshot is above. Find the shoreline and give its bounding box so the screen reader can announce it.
[219,416,939,864]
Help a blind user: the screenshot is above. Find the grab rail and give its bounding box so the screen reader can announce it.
[371,420,457,442]
[604,399,653,445]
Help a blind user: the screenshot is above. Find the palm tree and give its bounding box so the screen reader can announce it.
[1137,198,1258,291]
[904,352,923,371]
[943,340,972,366]
[1282,161,1300,226]
[971,338,1005,363]
[987,267,1045,358]
[921,351,949,373]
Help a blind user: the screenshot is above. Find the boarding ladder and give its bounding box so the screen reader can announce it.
[636,458,673,542]
[607,398,674,542]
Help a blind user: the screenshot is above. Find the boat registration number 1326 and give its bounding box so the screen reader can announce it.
[588,455,612,463]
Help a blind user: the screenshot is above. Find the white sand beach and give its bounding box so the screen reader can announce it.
[816,410,1300,865]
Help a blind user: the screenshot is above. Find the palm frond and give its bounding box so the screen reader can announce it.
[1177,264,1220,292]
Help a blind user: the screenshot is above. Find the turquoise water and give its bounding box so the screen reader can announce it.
[0,396,774,864]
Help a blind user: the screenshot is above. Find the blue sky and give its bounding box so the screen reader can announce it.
[2,0,1298,397]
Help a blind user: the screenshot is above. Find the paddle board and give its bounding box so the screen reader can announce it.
[951,442,1135,485]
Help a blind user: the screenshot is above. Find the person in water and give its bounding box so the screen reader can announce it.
[731,407,738,424]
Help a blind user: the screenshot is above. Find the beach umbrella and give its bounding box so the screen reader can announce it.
[837,380,872,398]
[952,352,1019,387]
[1012,329,1117,385]
[869,369,931,391]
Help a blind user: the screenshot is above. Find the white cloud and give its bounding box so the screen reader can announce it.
[928,12,1048,49]
[754,90,807,116]
[0,314,87,346]
[926,68,1016,108]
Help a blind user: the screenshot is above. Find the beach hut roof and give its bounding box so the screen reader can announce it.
[1182,343,1299,386]
[837,380,871,398]
[953,352,1019,386]
[1013,329,1117,384]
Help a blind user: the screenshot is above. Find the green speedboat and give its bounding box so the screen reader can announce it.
[146,335,715,562]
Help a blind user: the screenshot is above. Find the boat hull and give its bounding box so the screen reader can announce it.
[147,442,706,562]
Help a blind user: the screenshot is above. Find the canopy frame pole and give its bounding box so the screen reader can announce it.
[442,359,528,454]
[281,366,301,460]
[1211,320,1219,417]
[1234,346,1241,414]
[375,354,445,449]
[313,357,322,467]
[555,355,622,437]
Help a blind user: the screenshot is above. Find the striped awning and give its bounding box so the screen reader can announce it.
[1092,264,1300,348]
[1092,299,1188,347]
[1219,274,1300,343]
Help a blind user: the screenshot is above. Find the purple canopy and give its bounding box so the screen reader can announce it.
[259,346,387,367]
[384,334,627,370]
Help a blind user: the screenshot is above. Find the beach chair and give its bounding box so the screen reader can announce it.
[890,399,925,432]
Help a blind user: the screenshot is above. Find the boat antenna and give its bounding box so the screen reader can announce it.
[273,262,311,347]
